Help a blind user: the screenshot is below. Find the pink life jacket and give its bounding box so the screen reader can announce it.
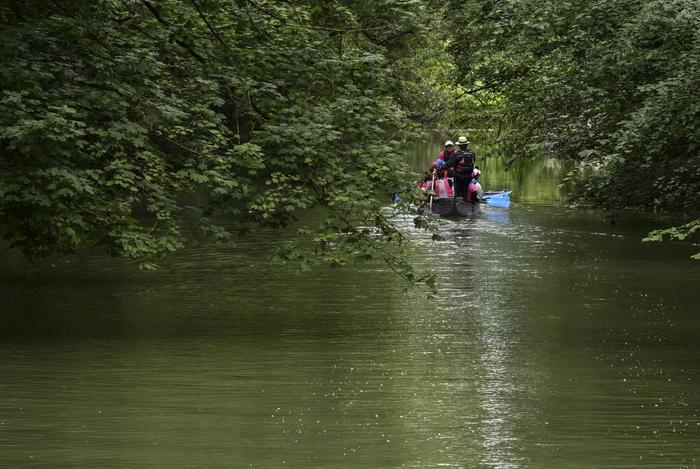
[421,178,454,198]
[467,181,479,202]
[435,178,454,198]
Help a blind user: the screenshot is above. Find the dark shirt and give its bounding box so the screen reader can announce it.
[445,148,476,173]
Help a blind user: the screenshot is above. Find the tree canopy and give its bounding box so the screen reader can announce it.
[1,0,697,274]
[443,0,700,213]
[1,0,435,282]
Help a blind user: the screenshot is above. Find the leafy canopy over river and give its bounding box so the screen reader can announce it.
[0,0,698,274]
[440,0,699,245]
[1,0,436,285]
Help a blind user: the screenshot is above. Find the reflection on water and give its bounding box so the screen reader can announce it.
[476,302,521,469]
[1,139,699,468]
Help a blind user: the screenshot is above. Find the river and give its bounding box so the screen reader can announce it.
[1,136,698,468]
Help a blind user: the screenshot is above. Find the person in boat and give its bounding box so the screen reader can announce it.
[439,140,455,163]
[433,158,454,198]
[431,157,449,178]
[419,159,443,185]
[443,136,476,199]
[421,141,455,196]
[471,168,484,198]
[455,137,476,174]
[417,140,458,202]
[467,177,481,203]
[420,158,453,199]
[464,169,483,203]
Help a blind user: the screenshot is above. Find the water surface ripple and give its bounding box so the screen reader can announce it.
[1,158,699,468]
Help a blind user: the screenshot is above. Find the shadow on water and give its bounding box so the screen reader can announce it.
[0,236,415,342]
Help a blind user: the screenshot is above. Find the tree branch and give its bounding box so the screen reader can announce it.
[141,0,207,63]
[49,0,68,14]
[246,0,287,24]
[186,0,232,52]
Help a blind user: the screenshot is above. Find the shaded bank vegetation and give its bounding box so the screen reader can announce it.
[0,0,436,284]
[437,0,699,248]
[0,0,697,275]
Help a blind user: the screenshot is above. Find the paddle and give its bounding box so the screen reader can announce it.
[481,191,512,208]
[428,170,437,212]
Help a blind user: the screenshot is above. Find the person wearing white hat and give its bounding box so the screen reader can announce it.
[437,140,455,163]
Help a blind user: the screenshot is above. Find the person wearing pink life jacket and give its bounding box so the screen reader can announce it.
[466,168,483,203]
[430,158,445,171]
[438,140,455,163]
[430,140,455,187]
[430,157,449,179]
[467,178,480,203]
[471,168,483,198]
[420,177,454,200]
[421,159,454,197]
[418,141,457,204]
[432,174,454,199]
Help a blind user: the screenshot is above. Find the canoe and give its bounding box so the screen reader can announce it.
[430,198,481,217]
[429,191,512,217]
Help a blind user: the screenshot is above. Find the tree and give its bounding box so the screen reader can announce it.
[442,0,699,247]
[0,0,435,285]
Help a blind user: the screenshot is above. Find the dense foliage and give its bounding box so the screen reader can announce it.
[2,0,697,275]
[442,0,699,223]
[0,0,437,285]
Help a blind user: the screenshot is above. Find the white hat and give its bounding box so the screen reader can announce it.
[456,136,470,145]
[444,140,454,147]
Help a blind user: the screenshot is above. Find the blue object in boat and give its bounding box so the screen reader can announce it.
[484,197,511,208]
[482,190,512,208]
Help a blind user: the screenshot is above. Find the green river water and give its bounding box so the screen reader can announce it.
[1,137,698,468]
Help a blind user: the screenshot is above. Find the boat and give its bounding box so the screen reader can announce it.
[428,191,512,217]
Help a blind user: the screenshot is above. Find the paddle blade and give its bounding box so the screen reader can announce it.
[482,191,512,198]
[482,190,512,208]
[483,195,511,208]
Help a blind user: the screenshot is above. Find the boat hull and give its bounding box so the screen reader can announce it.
[427,190,512,217]
[431,198,481,217]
